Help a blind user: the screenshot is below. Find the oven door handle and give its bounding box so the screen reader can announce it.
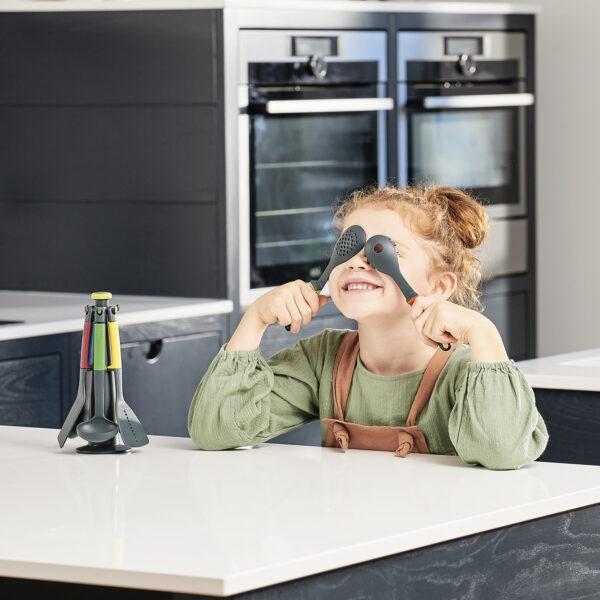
[422,93,535,110]
[254,97,394,115]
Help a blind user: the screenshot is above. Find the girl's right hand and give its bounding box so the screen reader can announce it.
[249,280,329,334]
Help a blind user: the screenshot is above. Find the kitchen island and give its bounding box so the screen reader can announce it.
[1,426,600,599]
[517,348,600,466]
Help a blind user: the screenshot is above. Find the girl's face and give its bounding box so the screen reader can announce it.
[328,207,443,322]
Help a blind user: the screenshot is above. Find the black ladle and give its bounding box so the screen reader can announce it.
[364,235,452,351]
[286,224,367,331]
[77,313,119,443]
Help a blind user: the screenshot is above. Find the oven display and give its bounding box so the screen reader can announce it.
[444,36,483,56]
[292,36,338,57]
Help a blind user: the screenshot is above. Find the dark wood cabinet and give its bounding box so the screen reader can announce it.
[0,313,227,437]
[119,331,223,437]
[0,334,70,428]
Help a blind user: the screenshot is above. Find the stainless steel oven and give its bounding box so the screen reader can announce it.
[238,30,392,307]
[397,31,534,279]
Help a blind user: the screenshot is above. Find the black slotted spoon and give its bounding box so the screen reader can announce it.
[285,225,366,331]
[364,235,452,351]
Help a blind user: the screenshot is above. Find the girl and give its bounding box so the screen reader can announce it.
[188,185,548,470]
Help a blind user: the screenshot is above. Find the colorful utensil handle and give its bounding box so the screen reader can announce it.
[107,309,122,370]
[79,309,93,369]
[93,313,107,371]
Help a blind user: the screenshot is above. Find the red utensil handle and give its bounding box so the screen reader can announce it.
[79,320,92,368]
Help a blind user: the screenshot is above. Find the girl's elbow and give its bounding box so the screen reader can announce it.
[457,432,549,471]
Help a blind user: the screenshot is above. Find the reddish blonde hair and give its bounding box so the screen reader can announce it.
[332,184,490,311]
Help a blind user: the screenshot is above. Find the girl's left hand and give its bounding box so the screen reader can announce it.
[409,296,485,349]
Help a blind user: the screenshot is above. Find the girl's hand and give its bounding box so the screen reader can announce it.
[409,296,485,349]
[409,296,509,361]
[250,280,329,334]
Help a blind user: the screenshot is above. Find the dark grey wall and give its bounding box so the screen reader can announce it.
[0,10,226,299]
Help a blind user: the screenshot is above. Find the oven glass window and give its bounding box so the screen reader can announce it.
[409,108,519,205]
[251,112,379,288]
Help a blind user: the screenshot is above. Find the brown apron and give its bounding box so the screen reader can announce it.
[322,330,457,457]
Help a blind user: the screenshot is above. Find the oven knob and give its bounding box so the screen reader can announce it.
[308,54,328,79]
[458,54,477,76]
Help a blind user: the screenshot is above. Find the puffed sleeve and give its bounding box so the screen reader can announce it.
[447,349,549,470]
[187,333,325,450]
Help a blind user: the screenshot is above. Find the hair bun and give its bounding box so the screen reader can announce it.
[426,186,489,249]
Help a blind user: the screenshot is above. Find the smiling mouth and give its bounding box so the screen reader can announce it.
[342,282,383,293]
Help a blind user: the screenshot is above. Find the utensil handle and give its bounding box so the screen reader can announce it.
[93,319,108,416]
[79,320,92,368]
[107,321,122,369]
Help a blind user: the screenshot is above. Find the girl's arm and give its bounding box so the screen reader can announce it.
[187,331,322,450]
[446,350,549,470]
[188,281,330,450]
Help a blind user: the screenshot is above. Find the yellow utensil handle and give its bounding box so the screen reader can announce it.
[107,321,122,369]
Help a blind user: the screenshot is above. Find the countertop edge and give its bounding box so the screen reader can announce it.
[222,490,600,595]
[0,300,233,342]
[1,490,598,596]
[0,1,541,15]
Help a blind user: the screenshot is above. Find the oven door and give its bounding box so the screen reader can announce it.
[399,90,534,219]
[239,87,393,307]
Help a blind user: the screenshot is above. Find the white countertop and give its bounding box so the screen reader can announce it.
[0,291,232,342]
[1,426,599,596]
[517,346,600,392]
[0,0,540,15]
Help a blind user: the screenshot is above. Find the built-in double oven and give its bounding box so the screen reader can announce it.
[238,30,392,307]
[397,31,534,280]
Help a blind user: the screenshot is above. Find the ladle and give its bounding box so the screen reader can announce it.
[76,312,118,442]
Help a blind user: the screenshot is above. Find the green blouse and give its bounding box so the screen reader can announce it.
[188,328,549,470]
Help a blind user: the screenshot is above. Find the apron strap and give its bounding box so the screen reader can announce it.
[330,330,458,426]
[331,330,360,421]
[405,344,456,427]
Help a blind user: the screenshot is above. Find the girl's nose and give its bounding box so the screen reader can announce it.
[346,248,371,269]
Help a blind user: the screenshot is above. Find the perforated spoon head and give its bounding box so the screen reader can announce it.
[314,224,367,290]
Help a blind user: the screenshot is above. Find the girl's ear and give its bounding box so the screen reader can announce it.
[430,271,457,300]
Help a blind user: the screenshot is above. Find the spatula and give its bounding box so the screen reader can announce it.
[58,310,94,447]
[108,307,149,448]
[364,234,452,351]
[285,224,366,331]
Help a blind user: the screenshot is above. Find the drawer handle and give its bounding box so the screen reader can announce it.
[146,340,163,364]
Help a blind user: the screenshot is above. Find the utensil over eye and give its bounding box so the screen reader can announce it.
[285,224,367,332]
[364,235,452,351]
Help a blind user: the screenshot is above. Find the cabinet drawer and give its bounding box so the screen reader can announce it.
[0,354,61,427]
[0,11,217,104]
[120,332,222,437]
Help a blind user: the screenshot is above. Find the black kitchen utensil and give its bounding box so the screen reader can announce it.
[59,292,149,454]
[110,370,149,448]
[107,307,149,448]
[58,309,94,448]
[76,303,120,443]
[285,224,367,331]
[364,235,452,351]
